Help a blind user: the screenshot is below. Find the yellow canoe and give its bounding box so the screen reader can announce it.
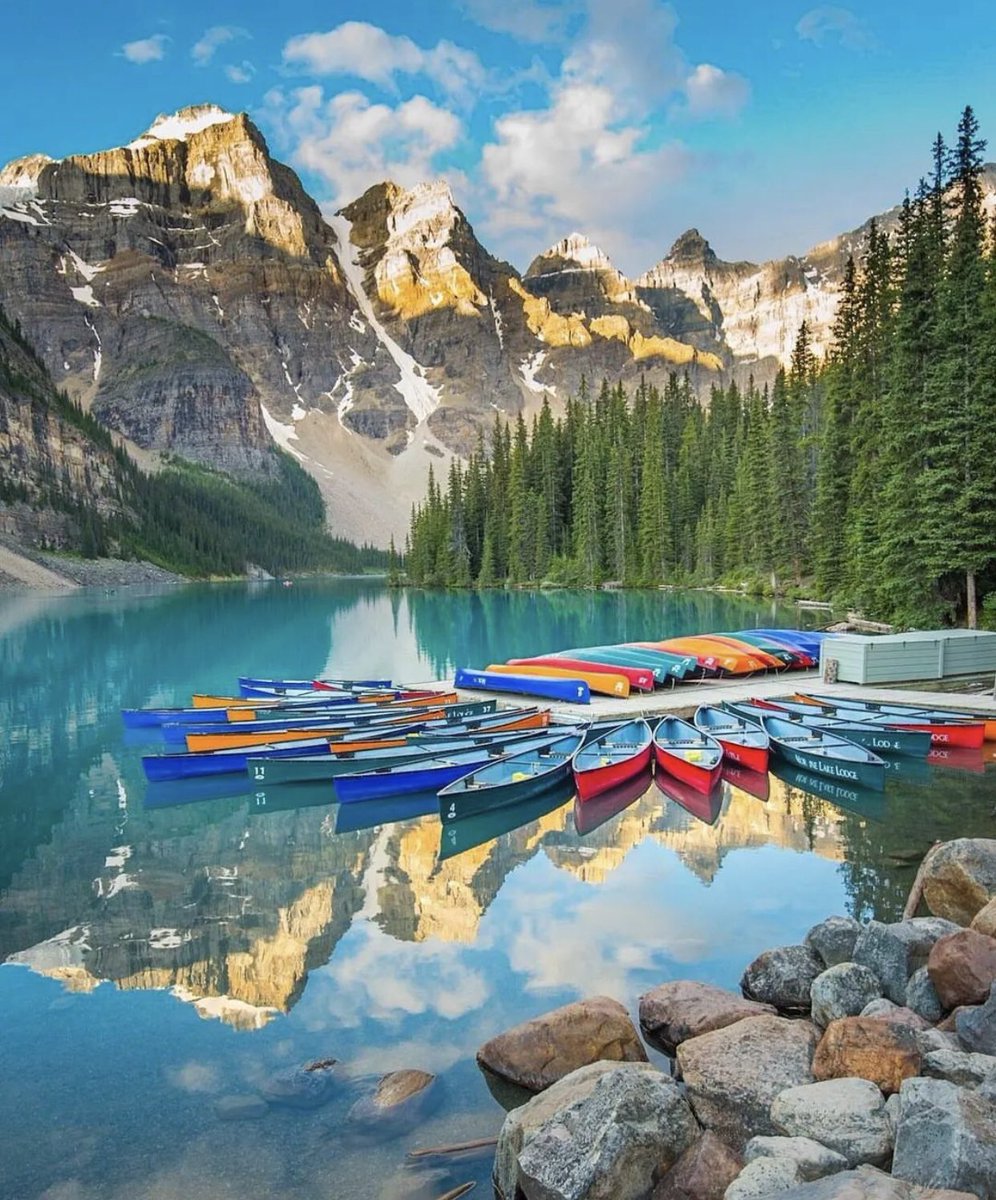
[485,663,630,698]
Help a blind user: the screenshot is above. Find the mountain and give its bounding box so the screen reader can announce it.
[3,104,993,548]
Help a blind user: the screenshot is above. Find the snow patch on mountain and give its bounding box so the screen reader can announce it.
[130,105,235,149]
[328,211,440,425]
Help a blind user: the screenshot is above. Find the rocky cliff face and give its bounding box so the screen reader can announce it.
[4,104,993,545]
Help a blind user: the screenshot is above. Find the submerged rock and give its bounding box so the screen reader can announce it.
[770,1078,894,1168]
[676,1014,817,1149]
[214,1093,268,1121]
[639,980,775,1054]
[347,1069,437,1136]
[741,945,823,1013]
[477,995,647,1093]
[260,1059,338,1109]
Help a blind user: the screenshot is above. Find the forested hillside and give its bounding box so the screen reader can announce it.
[0,308,387,578]
[403,108,996,628]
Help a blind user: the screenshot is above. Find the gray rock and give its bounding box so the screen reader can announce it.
[744,1136,848,1180]
[892,1076,996,1198]
[810,964,882,1029]
[773,1164,978,1199]
[676,1015,818,1149]
[770,1078,893,1167]
[741,945,824,1013]
[922,1047,996,1088]
[905,967,945,1023]
[214,1094,268,1121]
[884,1093,901,1137]
[955,981,996,1054]
[806,918,862,968]
[725,1158,803,1199]
[853,918,960,1005]
[515,1064,700,1200]
[916,1028,961,1056]
[260,1060,338,1109]
[858,1000,930,1032]
[493,1062,660,1200]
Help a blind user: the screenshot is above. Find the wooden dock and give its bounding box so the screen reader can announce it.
[420,672,996,725]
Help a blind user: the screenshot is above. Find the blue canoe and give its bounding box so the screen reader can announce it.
[455,668,590,704]
[238,676,393,694]
[740,629,828,661]
[333,729,583,804]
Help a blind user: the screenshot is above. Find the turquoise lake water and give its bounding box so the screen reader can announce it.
[0,579,993,1200]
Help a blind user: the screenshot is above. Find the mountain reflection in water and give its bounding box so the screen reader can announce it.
[1,580,993,1200]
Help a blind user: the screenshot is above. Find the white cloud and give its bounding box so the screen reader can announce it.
[121,35,168,65]
[683,64,751,119]
[796,6,874,50]
[192,26,249,66]
[225,61,255,84]
[459,0,579,43]
[282,21,485,104]
[263,87,464,207]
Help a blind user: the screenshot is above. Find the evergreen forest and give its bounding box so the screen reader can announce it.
[402,107,996,628]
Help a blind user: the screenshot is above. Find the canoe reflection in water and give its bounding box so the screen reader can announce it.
[437,779,575,861]
[654,771,725,826]
[572,771,654,836]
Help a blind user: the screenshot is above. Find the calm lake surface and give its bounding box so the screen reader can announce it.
[1,579,993,1200]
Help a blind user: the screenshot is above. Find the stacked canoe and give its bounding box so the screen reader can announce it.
[457,628,827,702]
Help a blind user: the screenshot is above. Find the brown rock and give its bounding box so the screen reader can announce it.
[476,995,648,1093]
[369,1069,435,1110]
[676,1014,818,1149]
[921,838,996,926]
[812,1017,922,1094]
[970,896,996,939]
[652,1131,744,1199]
[927,928,996,1009]
[639,981,776,1054]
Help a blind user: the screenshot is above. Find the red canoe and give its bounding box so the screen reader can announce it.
[572,719,653,801]
[653,717,724,795]
[693,705,771,774]
[508,656,655,693]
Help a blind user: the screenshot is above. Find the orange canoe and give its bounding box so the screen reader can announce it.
[485,663,631,698]
[691,635,785,670]
[185,708,449,752]
[646,637,769,675]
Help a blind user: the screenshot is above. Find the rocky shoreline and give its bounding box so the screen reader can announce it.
[0,535,185,591]
[482,837,996,1200]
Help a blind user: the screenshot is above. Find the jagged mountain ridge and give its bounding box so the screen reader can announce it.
[4,103,993,546]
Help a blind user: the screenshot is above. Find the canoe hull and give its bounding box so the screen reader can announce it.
[712,736,769,774]
[767,737,885,792]
[455,668,590,704]
[509,656,654,693]
[653,746,723,794]
[574,743,653,802]
[439,766,572,823]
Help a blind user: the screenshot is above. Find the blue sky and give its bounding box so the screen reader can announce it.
[2,1,993,274]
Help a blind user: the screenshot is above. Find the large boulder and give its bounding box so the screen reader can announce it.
[859,1000,930,1033]
[770,1078,894,1167]
[651,1131,744,1200]
[955,982,996,1055]
[805,918,862,969]
[494,1062,658,1200]
[725,1158,803,1199]
[676,1015,818,1149]
[927,928,996,1009]
[920,839,996,926]
[921,1046,996,1089]
[892,1076,996,1199]
[770,1165,978,1199]
[347,1069,436,1136]
[971,896,996,938]
[741,945,824,1013]
[812,1017,921,1094]
[853,918,960,1005]
[744,1136,848,1180]
[810,964,882,1029]
[905,967,945,1024]
[477,996,648,1093]
[639,981,776,1054]
[515,1065,700,1200]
